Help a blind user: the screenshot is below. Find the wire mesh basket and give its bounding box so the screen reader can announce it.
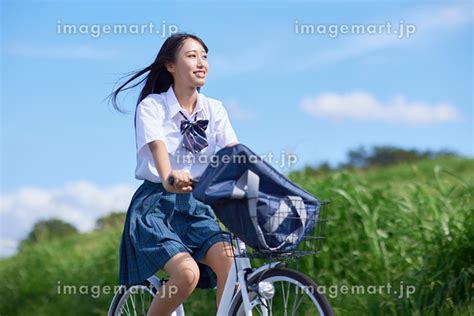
[213,197,330,260]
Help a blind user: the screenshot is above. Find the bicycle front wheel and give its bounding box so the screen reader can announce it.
[230,267,333,316]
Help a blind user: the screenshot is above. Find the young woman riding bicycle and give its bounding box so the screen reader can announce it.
[110,32,238,315]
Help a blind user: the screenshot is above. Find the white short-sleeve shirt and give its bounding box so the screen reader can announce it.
[134,85,238,183]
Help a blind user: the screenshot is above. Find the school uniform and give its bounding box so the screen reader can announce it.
[119,84,238,289]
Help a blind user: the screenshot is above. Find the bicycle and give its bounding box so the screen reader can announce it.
[108,177,334,316]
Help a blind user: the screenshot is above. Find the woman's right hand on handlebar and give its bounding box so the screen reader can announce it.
[164,170,193,193]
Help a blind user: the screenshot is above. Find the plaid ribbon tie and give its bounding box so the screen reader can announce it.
[179,111,209,153]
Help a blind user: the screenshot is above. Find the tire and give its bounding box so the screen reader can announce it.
[229,267,333,316]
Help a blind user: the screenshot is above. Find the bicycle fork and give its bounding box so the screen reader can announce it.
[216,238,284,316]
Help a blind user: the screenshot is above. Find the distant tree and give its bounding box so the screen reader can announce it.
[290,145,460,177]
[19,218,78,251]
[367,146,419,166]
[347,145,369,168]
[95,211,126,230]
[344,145,459,169]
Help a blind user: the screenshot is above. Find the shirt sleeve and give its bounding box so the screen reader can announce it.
[215,102,238,148]
[135,97,166,153]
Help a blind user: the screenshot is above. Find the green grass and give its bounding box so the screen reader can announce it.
[1,157,472,315]
[289,157,473,315]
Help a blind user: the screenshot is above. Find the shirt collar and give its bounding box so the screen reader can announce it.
[165,84,204,120]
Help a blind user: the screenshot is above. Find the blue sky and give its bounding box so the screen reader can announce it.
[1,0,473,257]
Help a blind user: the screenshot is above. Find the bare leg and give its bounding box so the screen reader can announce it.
[199,242,235,308]
[147,252,200,316]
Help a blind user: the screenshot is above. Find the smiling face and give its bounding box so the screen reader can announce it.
[166,38,208,89]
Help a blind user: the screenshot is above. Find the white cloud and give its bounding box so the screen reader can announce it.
[291,3,473,70]
[0,181,135,258]
[5,43,120,60]
[223,99,256,121]
[301,91,463,126]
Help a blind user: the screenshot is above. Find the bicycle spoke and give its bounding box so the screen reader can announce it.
[140,290,146,314]
[131,292,137,316]
[114,285,156,316]
[295,288,305,311]
[291,287,305,316]
[124,299,131,316]
[280,281,289,316]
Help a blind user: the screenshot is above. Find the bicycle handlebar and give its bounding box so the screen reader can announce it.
[167,175,200,188]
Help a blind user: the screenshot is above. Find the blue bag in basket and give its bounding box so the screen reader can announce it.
[192,144,321,252]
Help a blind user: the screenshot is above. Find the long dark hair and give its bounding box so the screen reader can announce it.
[109,32,209,114]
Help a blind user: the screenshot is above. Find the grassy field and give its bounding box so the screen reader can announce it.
[0,157,472,315]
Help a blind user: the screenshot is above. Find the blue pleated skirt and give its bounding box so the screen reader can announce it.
[118,180,231,289]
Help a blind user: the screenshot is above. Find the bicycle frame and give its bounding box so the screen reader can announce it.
[216,237,283,316]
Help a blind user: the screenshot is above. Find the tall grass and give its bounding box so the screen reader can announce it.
[0,157,472,315]
[288,157,473,315]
